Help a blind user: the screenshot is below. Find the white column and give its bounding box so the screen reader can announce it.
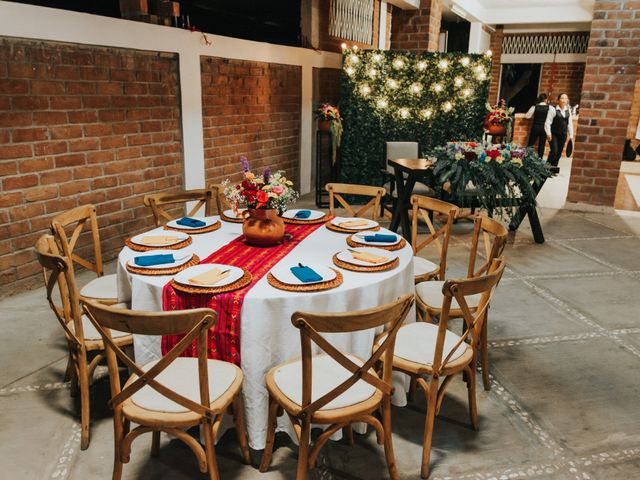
[300,64,313,194]
[378,1,388,49]
[468,22,491,54]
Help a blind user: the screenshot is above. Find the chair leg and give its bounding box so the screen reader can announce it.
[232,392,252,465]
[151,431,160,456]
[407,375,418,402]
[343,424,354,445]
[112,418,125,480]
[381,397,400,480]
[296,421,311,480]
[63,352,74,382]
[465,367,479,430]
[259,395,279,472]
[77,351,91,450]
[202,422,220,480]
[420,380,439,479]
[481,320,491,391]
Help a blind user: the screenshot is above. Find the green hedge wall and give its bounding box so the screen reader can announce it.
[338,50,492,185]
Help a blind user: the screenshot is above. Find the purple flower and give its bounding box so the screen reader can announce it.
[511,150,524,159]
[263,167,270,184]
[241,156,250,173]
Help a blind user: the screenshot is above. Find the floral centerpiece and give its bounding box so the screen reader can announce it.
[222,157,298,247]
[431,142,554,219]
[316,103,343,165]
[485,99,514,140]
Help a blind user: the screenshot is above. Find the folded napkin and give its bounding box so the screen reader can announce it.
[363,233,397,243]
[189,267,230,286]
[134,254,175,267]
[177,217,206,228]
[139,235,180,245]
[350,250,388,264]
[294,210,312,219]
[290,265,323,283]
[339,219,369,228]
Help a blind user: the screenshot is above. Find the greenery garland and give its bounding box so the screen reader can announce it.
[431,142,554,218]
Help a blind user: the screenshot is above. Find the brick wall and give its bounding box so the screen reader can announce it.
[568,0,640,206]
[315,67,342,106]
[201,57,302,187]
[488,26,504,104]
[539,62,585,107]
[0,37,183,297]
[512,114,579,156]
[390,0,442,52]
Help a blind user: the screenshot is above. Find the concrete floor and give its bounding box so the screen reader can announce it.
[3,197,640,479]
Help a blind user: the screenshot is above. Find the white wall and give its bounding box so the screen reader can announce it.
[0,1,342,194]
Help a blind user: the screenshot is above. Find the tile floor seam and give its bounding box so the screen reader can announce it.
[47,422,81,480]
[548,239,625,273]
[0,381,71,396]
[489,332,603,348]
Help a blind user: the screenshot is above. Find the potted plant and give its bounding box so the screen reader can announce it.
[222,157,298,247]
[484,99,514,138]
[316,103,343,165]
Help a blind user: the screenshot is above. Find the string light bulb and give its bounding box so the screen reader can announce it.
[433,83,443,93]
[368,68,377,78]
[392,58,405,69]
[341,43,347,50]
[460,57,470,66]
[474,65,484,73]
[387,79,399,89]
[462,88,472,98]
[353,45,358,51]
[345,66,355,76]
[417,61,427,71]
[410,83,422,94]
[376,98,388,109]
[360,84,371,96]
[443,101,453,112]
[399,108,410,119]
[485,49,492,57]
[454,77,464,87]
[438,59,449,70]
[478,71,487,80]
[372,53,382,63]
[349,54,359,64]
[421,109,433,118]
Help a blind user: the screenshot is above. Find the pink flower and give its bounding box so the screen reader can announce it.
[271,185,284,196]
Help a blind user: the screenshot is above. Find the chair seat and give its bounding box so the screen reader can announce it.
[414,256,438,278]
[80,274,117,301]
[129,358,238,414]
[272,354,377,411]
[70,307,131,341]
[416,280,482,311]
[392,322,469,367]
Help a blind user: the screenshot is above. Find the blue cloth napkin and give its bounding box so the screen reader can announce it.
[290,265,323,283]
[177,217,206,228]
[294,210,312,219]
[134,254,175,267]
[364,233,397,243]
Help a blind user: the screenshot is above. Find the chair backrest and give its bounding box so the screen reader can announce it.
[325,183,386,220]
[35,234,84,346]
[411,195,460,280]
[385,141,419,174]
[143,188,215,227]
[209,183,231,215]
[467,215,508,278]
[50,204,105,277]
[434,258,506,374]
[82,300,219,419]
[291,294,414,418]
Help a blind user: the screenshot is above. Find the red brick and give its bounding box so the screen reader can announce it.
[24,185,58,202]
[11,127,48,143]
[0,144,32,160]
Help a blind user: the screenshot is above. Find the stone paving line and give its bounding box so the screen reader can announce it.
[13,216,640,479]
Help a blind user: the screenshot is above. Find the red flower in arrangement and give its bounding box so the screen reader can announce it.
[464,151,477,161]
[487,149,502,159]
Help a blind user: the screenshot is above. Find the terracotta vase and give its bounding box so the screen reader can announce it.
[486,123,507,136]
[242,208,285,247]
[318,119,331,132]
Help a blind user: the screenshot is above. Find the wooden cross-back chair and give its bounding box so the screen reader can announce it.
[143,188,215,227]
[35,235,132,450]
[81,300,251,480]
[208,183,230,215]
[260,294,414,480]
[415,215,507,391]
[325,183,385,220]
[411,195,460,283]
[378,259,505,479]
[50,204,118,305]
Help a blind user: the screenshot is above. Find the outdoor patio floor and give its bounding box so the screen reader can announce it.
[2,196,640,480]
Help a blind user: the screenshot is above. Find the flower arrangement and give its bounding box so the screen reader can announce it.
[223,157,298,213]
[485,99,514,127]
[316,103,343,165]
[431,142,553,219]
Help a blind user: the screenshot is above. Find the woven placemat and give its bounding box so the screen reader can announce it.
[283,215,329,225]
[126,254,200,276]
[164,221,221,234]
[124,236,192,252]
[169,268,253,295]
[267,268,343,292]
[332,253,399,273]
[220,212,245,224]
[325,221,381,234]
[346,235,407,252]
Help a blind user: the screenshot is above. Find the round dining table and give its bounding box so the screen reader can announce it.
[116,215,415,449]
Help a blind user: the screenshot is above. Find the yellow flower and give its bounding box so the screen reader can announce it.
[245,172,255,181]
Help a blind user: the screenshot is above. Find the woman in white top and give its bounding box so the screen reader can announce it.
[525,93,550,159]
[544,93,574,167]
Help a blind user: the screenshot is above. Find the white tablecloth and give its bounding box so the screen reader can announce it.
[117,217,415,449]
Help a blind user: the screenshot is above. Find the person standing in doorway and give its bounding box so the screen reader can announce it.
[525,93,550,159]
[544,93,574,167]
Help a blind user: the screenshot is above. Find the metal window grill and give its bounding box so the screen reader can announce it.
[502,33,589,55]
[329,0,374,45]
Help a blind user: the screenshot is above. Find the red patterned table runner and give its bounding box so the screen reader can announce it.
[161,222,324,365]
